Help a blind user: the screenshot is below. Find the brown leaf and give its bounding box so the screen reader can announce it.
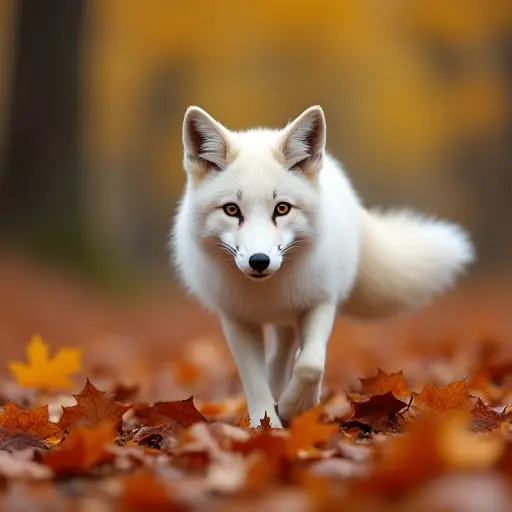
[137,396,207,428]
[43,422,116,477]
[58,379,131,432]
[286,407,337,459]
[0,402,61,440]
[350,391,409,429]
[359,368,410,398]
[112,383,139,403]
[470,398,501,430]
[259,411,272,431]
[415,380,471,414]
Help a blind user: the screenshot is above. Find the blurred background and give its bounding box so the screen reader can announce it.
[0,0,511,398]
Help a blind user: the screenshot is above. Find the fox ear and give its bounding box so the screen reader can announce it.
[280,106,326,173]
[182,106,231,174]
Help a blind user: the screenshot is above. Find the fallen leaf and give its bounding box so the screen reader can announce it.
[438,413,504,470]
[470,398,501,430]
[350,391,409,430]
[112,383,139,403]
[235,414,250,429]
[172,360,202,386]
[0,403,61,440]
[415,380,471,414]
[121,471,180,511]
[198,402,224,418]
[233,431,287,461]
[359,368,410,398]
[43,422,116,476]
[8,334,82,390]
[260,412,272,431]
[286,407,337,459]
[358,411,503,497]
[58,379,131,432]
[137,396,207,428]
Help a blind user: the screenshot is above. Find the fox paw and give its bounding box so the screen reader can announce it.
[277,369,322,422]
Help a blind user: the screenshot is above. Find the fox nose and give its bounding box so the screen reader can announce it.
[249,253,270,273]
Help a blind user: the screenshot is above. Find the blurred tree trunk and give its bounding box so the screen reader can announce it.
[0,0,86,264]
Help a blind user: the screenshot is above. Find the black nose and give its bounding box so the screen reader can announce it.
[248,253,270,273]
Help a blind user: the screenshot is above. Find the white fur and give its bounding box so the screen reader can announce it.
[171,105,475,428]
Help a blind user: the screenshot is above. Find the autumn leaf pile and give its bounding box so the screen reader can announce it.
[0,325,512,512]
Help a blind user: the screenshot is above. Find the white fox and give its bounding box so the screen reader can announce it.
[171,105,474,427]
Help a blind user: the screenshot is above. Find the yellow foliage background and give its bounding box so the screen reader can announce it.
[0,0,510,283]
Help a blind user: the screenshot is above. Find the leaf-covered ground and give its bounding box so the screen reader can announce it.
[1,255,512,511]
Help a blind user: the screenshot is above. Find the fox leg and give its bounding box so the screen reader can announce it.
[220,316,282,428]
[277,301,337,422]
[265,325,298,401]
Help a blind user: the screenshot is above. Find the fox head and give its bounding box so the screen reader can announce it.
[181,105,326,281]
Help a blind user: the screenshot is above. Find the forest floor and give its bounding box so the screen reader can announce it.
[0,252,512,511]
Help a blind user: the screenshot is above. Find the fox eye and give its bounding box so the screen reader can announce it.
[274,202,292,217]
[223,203,241,217]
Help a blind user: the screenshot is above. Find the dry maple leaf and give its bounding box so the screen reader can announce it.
[414,380,471,414]
[0,402,61,441]
[43,422,116,477]
[286,407,337,459]
[137,396,207,428]
[350,391,409,430]
[359,368,410,398]
[58,379,131,432]
[470,398,501,431]
[8,334,82,390]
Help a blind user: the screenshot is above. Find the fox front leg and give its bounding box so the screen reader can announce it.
[265,325,298,401]
[277,301,337,422]
[220,316,282,428]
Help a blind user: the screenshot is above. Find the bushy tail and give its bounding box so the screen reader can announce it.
[343,208,475,320]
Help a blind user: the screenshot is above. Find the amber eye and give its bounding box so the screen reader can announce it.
[223,203,241,217]
[274,202,291,217]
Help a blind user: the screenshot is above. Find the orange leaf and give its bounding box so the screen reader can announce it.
[138,397,207,428]
[199,402,224,417]
[415,380,471,414]
[8,334,82,390]
[360,412,504,496]
[58,379,131,432]
[286,407,337,459]
[359,368,410,398]
[121,471,176,511]
[233,432,287,461]
[172,360,201,386]
[235,414,250,429]
[43,422,116,477]
[0,402,62,440]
